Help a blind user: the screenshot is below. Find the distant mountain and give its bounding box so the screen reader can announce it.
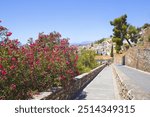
[71,41,92,46]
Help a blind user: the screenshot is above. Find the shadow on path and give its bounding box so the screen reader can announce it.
[75,66,115,100]
[75,91,87,100]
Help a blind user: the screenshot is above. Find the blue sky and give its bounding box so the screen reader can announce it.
[0,0,150,44]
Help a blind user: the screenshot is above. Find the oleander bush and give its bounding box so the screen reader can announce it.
[0,21,79,99]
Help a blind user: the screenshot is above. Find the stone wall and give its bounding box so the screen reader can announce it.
[143,27,150,47]
[114,54,125,65]
[32,64,106,100]
[124,27,150,72]
[112,65,150,100]
[125,47,150,73]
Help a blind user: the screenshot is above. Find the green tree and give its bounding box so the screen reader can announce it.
[142,23,150,29]
[110,14,139,53]
[110,15,130,53]
[95,38,106,44]
[110,44,114,57]
[127,25,139,43]
[77,49,98,73]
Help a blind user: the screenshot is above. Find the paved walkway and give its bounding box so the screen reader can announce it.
[75,65,150,100]
[115,65,150,93]
[76,66,116,100]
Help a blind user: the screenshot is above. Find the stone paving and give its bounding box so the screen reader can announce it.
[76,64,150,100]
[76,66,116,100]
[115,65,150,93]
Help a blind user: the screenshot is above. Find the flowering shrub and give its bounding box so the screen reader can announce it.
[0,21,79,99]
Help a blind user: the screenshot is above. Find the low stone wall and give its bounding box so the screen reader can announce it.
[125,47,150,73]
[112,65,150,100]
[32,64,106,100]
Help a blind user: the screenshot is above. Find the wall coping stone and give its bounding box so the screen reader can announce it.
[75,73,88,79]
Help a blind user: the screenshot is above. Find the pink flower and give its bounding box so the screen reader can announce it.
[11,57,16,61]
[10,84,16,90]
[0,26,5,31]
[6,32,12,36]
[14,39,19,45]
[39,35,43,39]
[75,55,78,61]
[10,65,15,70]
[47,66,51,70]
[66,61,70,65]
[1,70,7,75]
[0,64,3,69]
[35,60,40,65]
[60,75,65,80]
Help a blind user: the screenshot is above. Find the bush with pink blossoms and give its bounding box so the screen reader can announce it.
[0,21,79,99]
